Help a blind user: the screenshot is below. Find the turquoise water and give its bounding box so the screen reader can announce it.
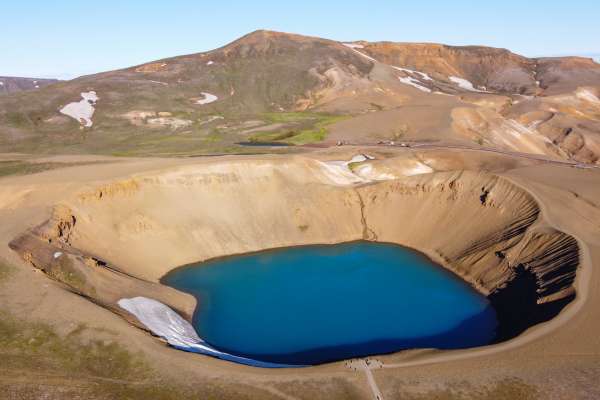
[163,242,497,365]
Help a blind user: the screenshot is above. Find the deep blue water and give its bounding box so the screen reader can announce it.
[163,241,497,365]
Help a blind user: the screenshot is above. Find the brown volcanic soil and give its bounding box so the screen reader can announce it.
[360,42,539,94]
[1,30,599,164]
[1,31,600,398]
[1,149,599,399]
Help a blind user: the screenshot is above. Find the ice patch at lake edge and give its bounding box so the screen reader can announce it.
[60,91,98,127]
[117,297,296,368]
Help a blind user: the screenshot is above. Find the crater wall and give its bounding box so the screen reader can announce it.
[10,157,580,345]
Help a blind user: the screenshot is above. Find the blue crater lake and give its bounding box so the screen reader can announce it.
[162,241,498,366]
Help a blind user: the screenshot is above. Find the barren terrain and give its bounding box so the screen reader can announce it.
[1,147,599,399]
[2,30,600,400]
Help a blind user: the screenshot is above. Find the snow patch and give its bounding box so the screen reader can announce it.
[147,117,192,129]
[404,162,434,176]
[342,43,364,49]
[392,66,433,81]
[195,92,218,105]
[118,297,291,367]
[317,154,395,186]
[53,252,63,259]
[59,91,98,127]
[0,81,4,86]
[354,164,397,181]
[206,61,214,65]
[398,76,431,93]
[449,76,485,92]
[342,43,377,62]
[488,119,553,155]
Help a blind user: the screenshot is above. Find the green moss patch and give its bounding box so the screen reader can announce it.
[0,160,107,178]
[248,112,347,145]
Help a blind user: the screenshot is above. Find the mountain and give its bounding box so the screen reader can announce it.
[0,76,60,94]
[0,30,599,162]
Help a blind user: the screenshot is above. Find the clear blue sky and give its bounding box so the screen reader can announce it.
[1,0,599,79]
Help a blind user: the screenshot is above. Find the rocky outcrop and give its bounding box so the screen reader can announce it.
[9,212,196,325]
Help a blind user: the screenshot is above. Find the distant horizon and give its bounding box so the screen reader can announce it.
[18,48,600,82]
[3,32,599,81]
[2,1,600,79]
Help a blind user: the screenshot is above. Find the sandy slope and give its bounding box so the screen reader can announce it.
[1,149,599,399]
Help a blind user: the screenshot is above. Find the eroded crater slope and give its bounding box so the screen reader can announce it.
[9,157,580,357]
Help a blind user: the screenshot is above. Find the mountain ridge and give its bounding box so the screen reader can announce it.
[0,76,60,94]
[0,30,599,162]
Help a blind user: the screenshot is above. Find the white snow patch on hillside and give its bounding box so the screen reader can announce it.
[317,154,392,186]
[0,81,4,86]
[354,164,397,181]
[399,76,431,93]
[343,43,364,49]
[59,91,98,127]
[206,61,214,65]
[148,80,168,86]
[393,66,433,81]
[118,297,292,367]
[342,43,377,62]
[147,117,192,129]
[449,76,485,92]
[196,92,218,105]
[489,119,553,155]
[404,162,434,176]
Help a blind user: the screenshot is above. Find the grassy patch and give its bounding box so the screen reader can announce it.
[203,131,223,143]
[0,160,106,178]
[0,160,59,177]
[284,127,327,145]
[0,312,149,381]
[0,262,14,283]
[249,112,347,145]
[0,311,282,399]
[248,130,297,142]
[347,161,365,172]
[262,112,320,124]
